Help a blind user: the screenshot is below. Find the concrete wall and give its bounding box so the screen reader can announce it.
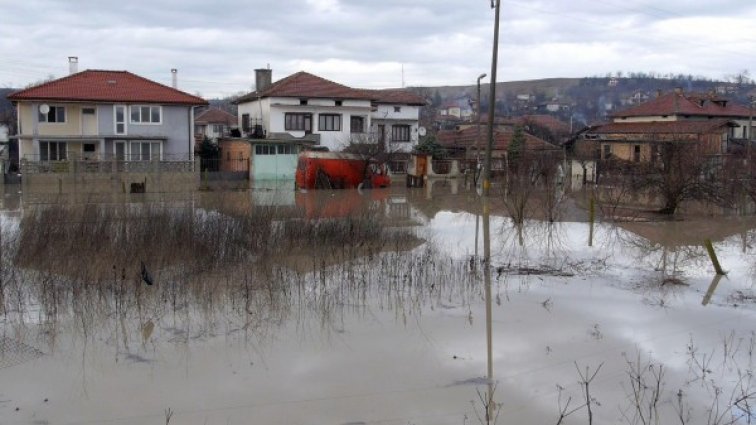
[21,169,199,194]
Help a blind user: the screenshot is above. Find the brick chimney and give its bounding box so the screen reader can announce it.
[255,68,272,92]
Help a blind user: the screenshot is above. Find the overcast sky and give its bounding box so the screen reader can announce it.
[1,0,755,98]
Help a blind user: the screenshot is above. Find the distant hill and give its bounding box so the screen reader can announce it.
[411,76,755,128]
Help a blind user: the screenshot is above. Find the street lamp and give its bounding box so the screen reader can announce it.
[475,73,487,169]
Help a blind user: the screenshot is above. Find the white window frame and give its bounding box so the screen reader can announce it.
[130,105,162,125]
[39,105,66,123]
[114,105,128,135]
[113,140,163,161]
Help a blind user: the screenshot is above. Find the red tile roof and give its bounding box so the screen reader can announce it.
[8,70,207,105]
[195,108,237,125]
[612,91,750,119]
[236,71,375,103]
[436,126,558,151]
[369,89,426,106]
[588,119,736,135]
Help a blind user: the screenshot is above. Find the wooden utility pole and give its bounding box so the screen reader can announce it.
[483,0,501,196]
[749,95,753,162]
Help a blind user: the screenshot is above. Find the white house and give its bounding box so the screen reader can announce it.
[235,69,424,153]
[369,89,426,153]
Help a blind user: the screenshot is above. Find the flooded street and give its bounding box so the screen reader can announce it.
[2,185,756,425]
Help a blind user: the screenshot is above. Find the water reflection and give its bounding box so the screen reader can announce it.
[1,187,756,424]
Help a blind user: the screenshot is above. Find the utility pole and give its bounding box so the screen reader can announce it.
[483,0,501,196]
[749,95,753,162]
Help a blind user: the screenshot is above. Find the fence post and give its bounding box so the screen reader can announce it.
[704,239,726,275]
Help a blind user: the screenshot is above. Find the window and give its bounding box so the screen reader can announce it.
[285,113,312,132]
[130,105,161,124]
[335,100,342,107]
[39,106,66,123]
[212,124,225,135]
[391,124,411,142]
[40,141,67,161]
[83,144,96,153]
[242,114,250,131]
[82,108,96,115]
[350,116,365,134]
[318,114,341,131]
[255,144,275,155]
[633,145,641,162]
[128,142,161,161]
[602,144,612,159]
[299,99,308,106]
[114,105,127,135]
[277,145,295,155]
[394,106,401,113]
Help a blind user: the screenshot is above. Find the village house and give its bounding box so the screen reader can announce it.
[235,69,423,153]
[194,107,237,143]
[577,88,751,163]
[231,69,424,182]
[8,61,207,166]
[436,125,560,172]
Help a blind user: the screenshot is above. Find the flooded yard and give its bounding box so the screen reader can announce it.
[1,184,756,424]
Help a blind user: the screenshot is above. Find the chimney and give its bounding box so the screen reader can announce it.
[68,56,78,74]
[656,89,663,98]
[171,68,178,89]
[674,87,683,95]
[255,68,272,92]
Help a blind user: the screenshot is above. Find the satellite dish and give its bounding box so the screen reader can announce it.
[418,126,427,136]
[39,104,50,114]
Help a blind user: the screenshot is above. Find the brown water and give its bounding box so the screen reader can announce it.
[1,184,755,425]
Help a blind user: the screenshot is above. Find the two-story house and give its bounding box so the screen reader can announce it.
[369,89,426,153]
[235,69,424,153]
[8,69,207,165]
[579,89,751,162]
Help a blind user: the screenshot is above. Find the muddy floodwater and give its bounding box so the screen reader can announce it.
[1,184,756,425]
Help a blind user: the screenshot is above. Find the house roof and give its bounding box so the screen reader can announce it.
[612,91,750,119]
[436,126,558,151]
[195,108,237,125]
[236,71,375,103]
[369,89,426,106]
[8,70,207,105]
[588,119,736,135]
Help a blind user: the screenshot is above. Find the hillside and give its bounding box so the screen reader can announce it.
[412,75,755,128]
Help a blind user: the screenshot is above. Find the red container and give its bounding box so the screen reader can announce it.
[295,151,391,190]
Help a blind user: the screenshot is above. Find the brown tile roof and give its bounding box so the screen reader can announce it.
[8,70,207,105]
[612,91,750,118]
[369,89,426,106]
[236,71,375,103]
[436,126,558,151]
[589,119,736,135]
[195,108,237,125]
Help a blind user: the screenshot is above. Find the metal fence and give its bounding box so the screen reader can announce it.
[388,160,408,174]
[21,157,196,175]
